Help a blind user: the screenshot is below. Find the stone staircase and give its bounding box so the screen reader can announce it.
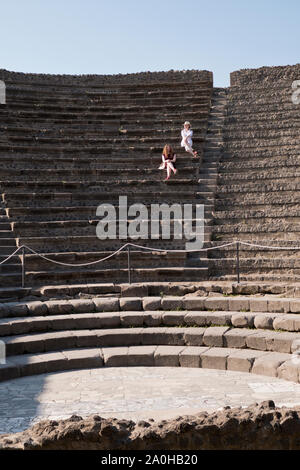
[188,87,227,271]
[208,65,300,281]
[0,69,214,287]
[0,292,299,384]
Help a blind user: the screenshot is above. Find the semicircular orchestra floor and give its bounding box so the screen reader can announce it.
[1,367,300,434]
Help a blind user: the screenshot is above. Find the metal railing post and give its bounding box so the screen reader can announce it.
[21,246,26,288]
[236,241,240,284]
[127,245,131,284]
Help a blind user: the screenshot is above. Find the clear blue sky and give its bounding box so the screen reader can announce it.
[0,0,299,86]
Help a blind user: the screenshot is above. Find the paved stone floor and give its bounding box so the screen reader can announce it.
[1,367,300,434]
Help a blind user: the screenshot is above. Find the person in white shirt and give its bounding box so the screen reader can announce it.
[181,121,198,157]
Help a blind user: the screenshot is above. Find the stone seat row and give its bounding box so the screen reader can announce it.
[1,295,300,317]
[7,201,213,221]
[0,267,209,287]
[1,326,299,358]
[0,166,200,179]
[7,83,212,96]
[2,345,297,383]
[1,309,300,336]
[5,79,212,92]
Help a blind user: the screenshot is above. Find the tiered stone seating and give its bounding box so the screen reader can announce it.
[0,293,299,383]
[209,64,300,280]
[0,69,214,286]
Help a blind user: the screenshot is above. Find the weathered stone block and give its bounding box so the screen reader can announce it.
[273,315,298,332]
[268,299,290,313]
[37,351,69,373]
[266,332,299,354]
[69,299,95,313]
[119,297,142,311]
[127,346,156,366]
[9,353,48,376]
[154,346,185,366]
[200,347,234,370]
[161,297,183,310]
[204,298,228,311]
[62,348,103,369]
[75,330,99,347]
[43,331,77,352]
[289,300,300,313]
[143,312,162,327]
[205,312,231,326]
[252,352,291,377]
[249,299,268,313]
[231,313,255,328]
[246,330,275,351]
[228,297,250,312]
[277,360,300,382]
[142,297,161,311]
[224,328,257,349]
[97,328,143,347]
[93,298,119,312]
[102,347,129,367]
[184,312,207,326]
[121,285,148,297]
[183,328,206,346]
[120,312,144,327]
[162,312,186,326]
[254,314,275,330]
[6,303,29,317]
[203,326,230,347]
[141,327,168,345]
[27,301,48,316]
[179,346,210,368]
[182,297,205,311]
[45,301,73,315]
[227,350,267,373]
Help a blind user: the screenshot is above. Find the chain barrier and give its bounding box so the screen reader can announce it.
[2,241,300,288]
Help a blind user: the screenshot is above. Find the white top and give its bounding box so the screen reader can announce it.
[181,128,193,147]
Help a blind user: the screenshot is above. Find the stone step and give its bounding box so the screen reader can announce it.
[0,167,200,180]
[2,95,211,110]
[2,126,207,140]
[1,309,300,338]
[0,134,206,147]
[7,204,214,221]
[0,266,209,287]
[2,294,300,317]
[0,102,211,118]
[12,218,210,236]
[0,143,205,156]
[3,191,210,207]
[7,87,213,101]
[0,179,201,194]
[0,108,211,125]
[215,193,300,208]
[1,324,299,358]
[15,234,211,253]
[0,345,296,383]
[0,152,201,167]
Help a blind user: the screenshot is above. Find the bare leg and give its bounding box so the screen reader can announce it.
[165,164,171,180]
[184,144,198,157]
[168,162,176,174]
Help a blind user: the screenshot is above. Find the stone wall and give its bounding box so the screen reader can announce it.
[1,401,300,450]
[0,68,213,86]
[231,63,300,86]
